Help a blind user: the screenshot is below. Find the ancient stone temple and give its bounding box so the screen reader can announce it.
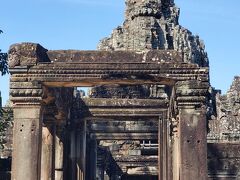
[1,0,238,180]
[208,76,240,179]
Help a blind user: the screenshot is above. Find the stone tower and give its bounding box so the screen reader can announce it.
[98,0,208,67]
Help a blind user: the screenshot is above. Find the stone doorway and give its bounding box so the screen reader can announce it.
[8,43,209,180]
[77,90,169,179]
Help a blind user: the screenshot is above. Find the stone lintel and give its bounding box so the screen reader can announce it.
[82,98,168,108]
[89,124,158,133]
[73,98,167,120]
[84,116,159,123]
[47,49,183,63]
[79,108,165,119]
[9,48,209,87]
[126,166,158,176]
[92,133,157,140]
[9,61,209,88]
[8,43,193,68]
[114,155,158,162]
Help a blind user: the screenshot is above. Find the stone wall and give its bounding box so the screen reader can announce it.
[208,143,240,179]
[208,76,240,179]
[208,76,240,142]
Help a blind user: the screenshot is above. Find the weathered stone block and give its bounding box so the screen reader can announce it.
[8,43,50,68]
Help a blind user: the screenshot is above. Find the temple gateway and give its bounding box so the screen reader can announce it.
[1,0,240,180]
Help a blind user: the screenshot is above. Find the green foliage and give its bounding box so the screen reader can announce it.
[0,108,13,150]
[0,29,10,149]
[0,30,8,76]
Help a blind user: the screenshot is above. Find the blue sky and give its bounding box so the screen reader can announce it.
[0,0,240,105]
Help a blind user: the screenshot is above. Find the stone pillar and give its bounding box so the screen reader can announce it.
[55,125,64,180]
[10,84,43,180]
[85,136,97,180]
[41,124,54,180]
[178,108,207,180]
[174,80,208,180]
[52,87,73,180]
[158,111,169,180]
[8,43,52,180]
[70,130,77,180]
[76,122,86,180]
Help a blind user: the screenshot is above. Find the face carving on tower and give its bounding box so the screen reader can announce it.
[99,0,208,67]
[125,0,162,20]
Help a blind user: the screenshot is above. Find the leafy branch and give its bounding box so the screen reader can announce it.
[0,29,10,150]
[0,30,8,76]
[0,108,13,150]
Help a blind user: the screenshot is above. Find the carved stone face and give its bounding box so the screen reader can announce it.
[125,0,162,19]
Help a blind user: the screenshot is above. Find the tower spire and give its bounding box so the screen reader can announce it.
[98,0,208,67]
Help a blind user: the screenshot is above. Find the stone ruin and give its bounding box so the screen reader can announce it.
[0,0,240,180]
[208,76,240,142]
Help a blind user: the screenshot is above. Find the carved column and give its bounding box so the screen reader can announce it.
[41,124,54,180]
[174,80,209,180]
[10,82,43,180]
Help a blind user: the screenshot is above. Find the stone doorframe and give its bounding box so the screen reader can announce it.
[80,98,169,179]
[8,43,209,180]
